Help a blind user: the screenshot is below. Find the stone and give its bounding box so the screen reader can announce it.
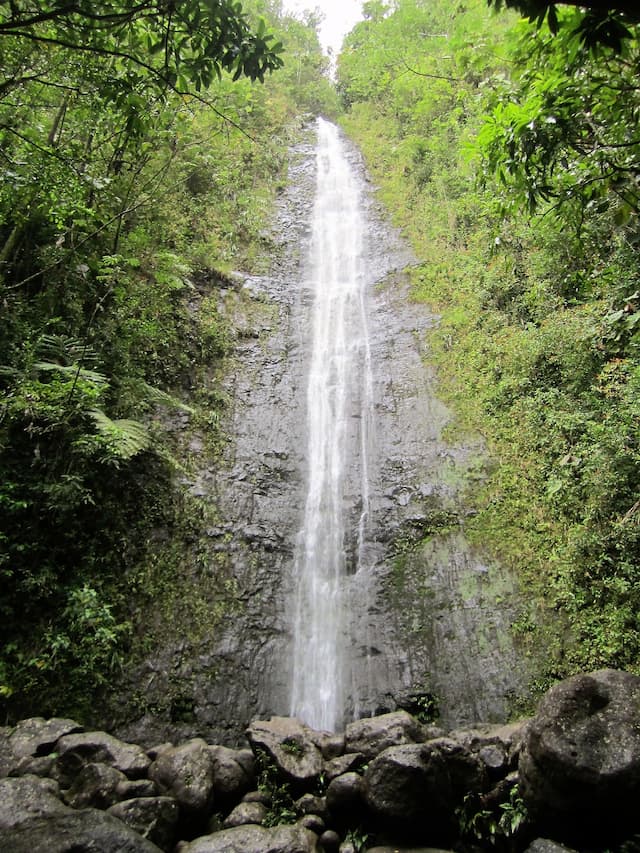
[323,753,364,781]
[246,717,323,787]
[0,775,68,829]
[108,796,179,852]
[295,793,327,819]
[318,829,340,851]
[345,711,425,760]
[525,842,578,853]
[326,772,365,818]
[449,720,527,770]
[307,731,345,760]
[56,731,150,782]
[223,800,267,827]
[423,738,487,796]
[8,717,83,760]
[177,823,319,852]
[9,755,56,778]
[243,789,271,805]
[210,744,254,802]
[0,807,162,852]
[117,778,158,799]
[64,762,127,809]
[364,743,453,840]
[299,813,324,833]
[519,669,640,840]
[148,738,216,820]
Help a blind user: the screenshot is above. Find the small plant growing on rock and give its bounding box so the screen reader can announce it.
[254,748,298,828]
[457,784,528,851]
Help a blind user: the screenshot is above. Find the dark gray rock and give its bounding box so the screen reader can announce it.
[223,800,267,827]
[345,711,424,760]
[295,793,327,819]
[308,731,344,760]
[8,754,56,778]
[8,717,83,760]
[0,807,162,852]
[246,717,322,786]
[525,841,578,853]
[243,789,271,805]
[56,731,150,782]
[520,669,640,839]
[364,743,453,839]
[0,775,68,829]
[318,829,340,851]
[64,761,127,809]
[326,772,365,818]
[323,752,364,781]
[117,778,158,799]
[148,738,215,819]
[449,720,527,770]
[108,796,179,852]
[299,813,324,833]
[210,744,254,802]
[424,738,487,796]
[177,823,318,852]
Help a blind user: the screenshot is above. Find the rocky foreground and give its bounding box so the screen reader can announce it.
[2,669,640,852]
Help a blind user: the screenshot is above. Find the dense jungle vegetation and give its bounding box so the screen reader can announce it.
[338,0,640,687]
[0,0,337,718]
[1,0,639,721]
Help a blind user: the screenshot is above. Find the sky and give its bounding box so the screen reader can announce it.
[282,0,364,56]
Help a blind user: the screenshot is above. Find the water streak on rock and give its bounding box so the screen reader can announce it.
[290,118,371,731]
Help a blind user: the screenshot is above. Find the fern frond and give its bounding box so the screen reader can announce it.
[34,362,109,387]
[89,409,150,459]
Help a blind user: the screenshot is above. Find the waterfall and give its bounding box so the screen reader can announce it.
[290,118,373,732]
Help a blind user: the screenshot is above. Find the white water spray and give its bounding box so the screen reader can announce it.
[290,118,373,731]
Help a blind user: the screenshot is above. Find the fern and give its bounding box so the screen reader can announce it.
[89,409,150,459]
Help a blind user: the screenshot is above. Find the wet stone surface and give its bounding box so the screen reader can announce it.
[111,121,528,746]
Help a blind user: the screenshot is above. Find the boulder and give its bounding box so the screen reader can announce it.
[295,793,327,819]
[9,755,56,778]
[345,711,425,760]
[210,745,254,803]
[318,830,340,851]
[8,717,83,760]
[525,841,578,853]
[0,775,68,829]
[299,813,324,833]
[307,730,345,760]
[55,731,150,783]
[326,772,365,820]
[246,718,323,787]
[449,720,527,772]
[424,738,487,796]
[148,739,216,820]
[223,801,267,827]
[108,796,179,852]
[64,762,127,809]
[0,807,162,852]
[364,743,453,841]
[323,753,364,781]
[177,822,319,852]
[520,669,640,840]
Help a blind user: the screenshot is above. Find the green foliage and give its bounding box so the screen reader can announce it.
[255,749,299,827]
[338,0,640,685]
[457,784,528,849]
[0,0,332,718]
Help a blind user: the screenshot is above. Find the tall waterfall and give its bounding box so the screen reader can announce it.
[290,118,373,732]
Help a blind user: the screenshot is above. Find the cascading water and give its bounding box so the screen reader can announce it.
[290,118,373,732]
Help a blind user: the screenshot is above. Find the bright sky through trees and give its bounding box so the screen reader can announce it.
[283,0,363,55]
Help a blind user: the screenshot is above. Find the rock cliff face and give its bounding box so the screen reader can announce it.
[111,123,528,747]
